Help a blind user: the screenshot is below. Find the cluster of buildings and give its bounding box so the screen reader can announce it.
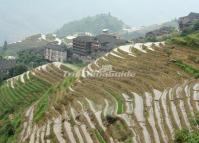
[0,58,16,79]
[145,26,175,38]
[44,32,128,63]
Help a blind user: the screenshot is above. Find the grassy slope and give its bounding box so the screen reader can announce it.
[167,32,199,49]
[166,31,199,142]
[0,63,75,142]
[0,75,50,142]
[174,60,199,78]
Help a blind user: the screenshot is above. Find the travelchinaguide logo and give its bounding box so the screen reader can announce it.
[88,64,136,78]
[67,64,136,78]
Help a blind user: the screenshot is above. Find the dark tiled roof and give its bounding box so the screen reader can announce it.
[96,34,128,45]
[96,34,117,43]
[45,42,67,52]
[74,36,95,42]
[73,34,128,54]
[146,26,174,37]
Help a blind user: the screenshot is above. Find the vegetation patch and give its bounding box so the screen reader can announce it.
[60,65,74,72]
[106,118,132,142]
[175,129,199,143]
[33,87,54,122]
[174,112,199,143]
[174,60,199,78]
[106,89,124,114]
[61,76,76,90]
[17,49,48,69]
[167,21,199,49]
[0,112,22,143]
[168,33,199,48]
[95,130,107,143]
[0,76,50,139]
[33,76,76,122]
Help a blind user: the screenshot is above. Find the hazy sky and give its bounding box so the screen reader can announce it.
[0,0,199,44]
[1,0,199,27]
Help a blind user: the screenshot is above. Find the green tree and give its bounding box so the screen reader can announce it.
[193,20,199,31]
[145,35,157,42]
[3,41,8,51]
[9,64,28,77]
[17,49,48,68]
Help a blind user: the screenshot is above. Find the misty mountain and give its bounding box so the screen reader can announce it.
[56,14,126,37]
[56,13,178,40]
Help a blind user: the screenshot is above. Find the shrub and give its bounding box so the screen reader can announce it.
[106,115,117,125]
[174,60,199,78]
[0,113,22,143]
[167,30,199,48]
[175,129,199,143]
[193,20,199,32]
[9,64,28,77]
[175,129,189,143]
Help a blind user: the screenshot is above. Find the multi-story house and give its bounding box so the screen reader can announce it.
[73,36,99,56]
[73,34,128,56]
[44,42,68,62]
[95,34,128,52]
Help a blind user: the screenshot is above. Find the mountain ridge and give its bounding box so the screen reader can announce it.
[56,13,126,37]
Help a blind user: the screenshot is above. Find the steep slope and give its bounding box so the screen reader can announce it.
[1,42,199,143]
[0,62,78,142]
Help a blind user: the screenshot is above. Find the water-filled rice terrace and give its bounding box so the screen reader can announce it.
[1,42,199,143]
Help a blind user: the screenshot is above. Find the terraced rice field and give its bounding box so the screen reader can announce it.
[1,42,199,143]
[0,62,77,142]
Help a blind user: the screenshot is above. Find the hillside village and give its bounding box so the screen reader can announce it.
[0,12,199,81]
[0,11,199,143]
[0,12,199,84]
